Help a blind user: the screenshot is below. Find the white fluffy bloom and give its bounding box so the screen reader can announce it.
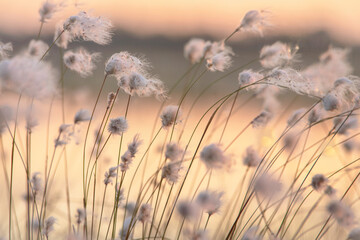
[200,144,230,169]
[322,93,340,111]
[42,216,56,238]
[308,107,322,125]
[238,69,263,87]
[31,172,42,195]
[64,11,112,45]
[311,174,328,192]
[287,108,305,126]
[127,134,142,158]
[333,117,358,135]
[267,68,314,97]
[26,40,49,59]
[327,200,355,227]
[74,109,91,124]
[64,48,101,77]
[348,228,360,240]
[162,162,181,184]
[120,150,133,172]
[238,10,270,36]
[177,201,200,221]
[254,174,282,198]
[251,110,272,128]
[165,142,184,161]
[0,56,58,98]
[104,166,118,185]
[39,1,63,23]
[161,105,181,128]
[54,22,70,49]
[206,52,232,72]
[243,146,261,167]
[196,190,223,216]
[108,117,128,135]
[184,38,206,64]
[302,47,352,96]
[260,42,298,69]
[138,204,152,223]
[55,124,72,147]
[106,52,167,100]
[0,41,13,59]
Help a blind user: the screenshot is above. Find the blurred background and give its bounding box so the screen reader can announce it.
[0,0,360,93]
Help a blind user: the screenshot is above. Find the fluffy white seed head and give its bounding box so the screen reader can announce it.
[238,69,263,87]
[31,172,42,195]
[64,48,101,77]
[108,117,128,135]
[260,42,298,69]
[177,201,200,221]
[254,174,282,198]
[74,109,91,124]
[54,22,70,49]
[55,124,72,147]
[311,174,328,192]
[287,108,305,126]
[0,41,13,59]
[348,228,360,240]
[251,110,272,128]
[165,142,184,161]
[196,190,223,216]
[105,52,145,76]
[323,93,340,111]
[239,10,270,36]
[333,117,358,135]
[161,105,181,128]
[162,162,181,184]
[327,200,355,227]
[200,144,229,169]
[308,107,322,125]
[120,150,133,172]
[0,56,58,98]
[39,1,63,23]
[26,40,49,59]
[64,11,113,45]
[243,146,261,167]
[138,204,152,223]
[206,52,232,72]
[184,38,206,64]
[42,216,56,238]
[127,134,142,158]
[104,166,118,185]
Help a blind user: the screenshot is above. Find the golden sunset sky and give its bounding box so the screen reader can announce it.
[0,0,359,44]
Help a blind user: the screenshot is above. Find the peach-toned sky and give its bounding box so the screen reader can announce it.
[0,0,360,44]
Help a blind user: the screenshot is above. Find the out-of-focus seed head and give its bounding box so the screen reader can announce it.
[165,142,184,161]
[287,108,305,126]
[177,201,200,221]
[243,146,261,167]
[238,69,263,87]
[239,10,270,36]
[200,144,230,170]
[348,228,360,240]
[74,109,91,124]
[327,200,355,227]
[311,174,328,192]
[64,48,101,77]
[251,110,273,128]
[162,162,181,184]
[260,41,298,69]
[0,41,13,59]
[138,204,152,223]
[26,40,49,59]
[254,174,282,198]
[323,93,340,111]
[196,190,223,216]
[184,38,206,64]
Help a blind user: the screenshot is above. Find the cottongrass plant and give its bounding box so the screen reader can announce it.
[1,5,360,240]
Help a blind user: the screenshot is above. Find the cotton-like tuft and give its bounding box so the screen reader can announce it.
[322,93,340,111]
[54,22,71,49]
[184,38,206,64]
[243,146,261,167]
[311,174,328,192]
[200,144,230,169]
[74,109,91,124]
[161,105,181,128]
[104,166,118,185]
[251,110,272,128]
[238,69,263,87]
[327,200,355,227]
[206,52,232,72]
[42,216,56,238]
[0,41,12,59]
[254,174,282,198]
[177,201,199,221]
[64,11,112,45]
[127,134,142,158]
[64,48,101,77]
[239,10,270,36]
[165,142,184,161]
[162,162,181,184]
[0,56,58,98]
[39,1,63,23]
[138,204,152,223]
[26,40,49,59]
[108,117,128,135]
[260,42,298,69]
[196,190,223,216]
